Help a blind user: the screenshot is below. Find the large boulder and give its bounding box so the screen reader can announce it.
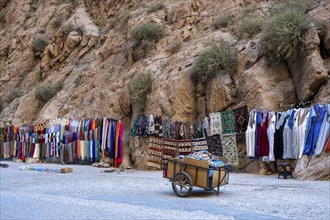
[287,27,328,101]
[238,57,297,111]
[294,154,330,180]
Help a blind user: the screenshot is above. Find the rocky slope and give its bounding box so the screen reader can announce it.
[0,0,329,179]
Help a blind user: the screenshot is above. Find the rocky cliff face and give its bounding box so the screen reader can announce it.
[0,0,329,179]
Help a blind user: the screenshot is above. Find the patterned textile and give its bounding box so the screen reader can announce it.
[191,138,208,152]
[163,139,177,159]
[221,110,235,134]
[147,137,163,169]
[221,134,239,166]
[233,106,249,134]
[176,140,192,156]
[207,134,223,156]
[209,112,222,136]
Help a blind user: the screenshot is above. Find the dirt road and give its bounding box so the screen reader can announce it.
[0,161,329,219]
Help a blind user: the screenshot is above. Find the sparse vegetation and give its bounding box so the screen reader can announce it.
[74,75,82,87]
[212,12,234,29]
[63,23,84,35]
[192,40,236,85]
[130,23,165,44]
[147,3,165,13]
[235,14,264,38]
[261,1,314,62]
[0,10,5,23]
[51,18,62,28]
[26,12,32,19]
[120,11,132,23]
[128,73,152,101]
[167,41,181,54]
[32,36,49,53]
[35,82,64,104]
[0,97,3,112]
[232,6,265,38]
[7,88,22,103]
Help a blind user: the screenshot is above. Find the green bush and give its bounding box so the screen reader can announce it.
[32,36,48,52]
[235,15,264,38]
[261,2,314,62]
[212,12,234,29]
[51,18,62,28]
[128,73,152,101]
[35,82,63,104]
[192,40,236,84]
[130,23,165,44]
[147,3,165,13]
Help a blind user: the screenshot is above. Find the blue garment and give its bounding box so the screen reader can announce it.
[254,110,260,159]
[288,109,297,129]
[303,104,327,156]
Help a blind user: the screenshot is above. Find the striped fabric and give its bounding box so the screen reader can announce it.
[147,137,163,169]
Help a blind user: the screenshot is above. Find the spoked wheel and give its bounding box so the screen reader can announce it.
[172,172,193,197]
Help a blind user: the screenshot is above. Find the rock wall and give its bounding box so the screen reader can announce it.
[0,0,329,179]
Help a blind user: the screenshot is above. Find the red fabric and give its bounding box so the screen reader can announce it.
[257,112,269,157]
[118,122,125,164]
[325,132,330,153]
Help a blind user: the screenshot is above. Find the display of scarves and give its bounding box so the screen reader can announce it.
[221,110,235,134]
[207,134,223,156]
[221,134,239,166]
[147,137,164,169]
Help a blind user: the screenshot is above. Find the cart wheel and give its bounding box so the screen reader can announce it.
[172,172,193,197]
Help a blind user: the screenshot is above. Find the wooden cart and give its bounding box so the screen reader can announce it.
[163,157,229,197]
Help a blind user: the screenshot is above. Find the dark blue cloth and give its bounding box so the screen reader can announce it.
[303,104,327,156]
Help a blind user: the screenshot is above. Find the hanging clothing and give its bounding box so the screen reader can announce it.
[203,116,210,138]
[296,108,310,158]
[246,110,256,158]
[274,112,288,160]
[283,109,297,159]
[147,113,155,135]
[314,104,330,156]
[263,112,275,161]
[303,104,327,156]
[257,111,269,157]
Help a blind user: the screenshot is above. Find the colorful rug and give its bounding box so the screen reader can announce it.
[147,137,163,169]
[221,134,239,166]
[207,134,223,156]
[191,137,208,152]
[176,140,192,156]
[209,112,222,136]
[163,139,177,159]
[233,106,249,135]
[221,110,235,134]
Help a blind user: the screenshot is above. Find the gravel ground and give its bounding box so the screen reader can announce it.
[0,161,329,220]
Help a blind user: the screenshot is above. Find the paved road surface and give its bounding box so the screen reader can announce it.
[1,161,329,219]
